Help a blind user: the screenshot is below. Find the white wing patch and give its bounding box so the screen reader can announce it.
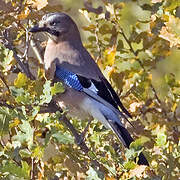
[87,81,99,94]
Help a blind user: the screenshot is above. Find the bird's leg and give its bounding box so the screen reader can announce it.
[77,117,93,145]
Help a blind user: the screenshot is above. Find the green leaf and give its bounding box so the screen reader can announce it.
[15,92,31,105]
[10,86,32,105]
[165,0,180,11]
[130,136,150,150]
[156,131,167,147]
[40,80,52,104]
[117,39,124,51]
[0,45,14,71]
[131,40,143,51]
[89,131,100,147]
[115,59,140,73]
[31,106,40,118]
[52,131,74,144]
[88,151,96,159]
[32,146,44,159]
[0,161,30,178]
[88,36,96,42]
[99,24,112,35]
[31,79,44,96]
[12,120,34,148]
[19,149,31,158]
[124,161,136,170]
[0,108,11,134]
[21,161,30,178]
[10,86,24,97]
[51,82,64,96]
[125,148,136,160]
[152,125,167,147]
[165,73,179,87]
[86,166,103,180]
[14,72,28,88]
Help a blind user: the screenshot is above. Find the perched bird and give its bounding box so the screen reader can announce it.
[29,12,149,165]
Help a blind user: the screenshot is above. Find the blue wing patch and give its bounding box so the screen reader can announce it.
[55,65,83,91]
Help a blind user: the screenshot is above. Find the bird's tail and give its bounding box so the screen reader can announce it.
[110,122,149,166]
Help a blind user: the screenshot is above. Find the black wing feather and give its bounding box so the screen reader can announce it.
[77,75,132,118]
[100,77,132,118]
[78,75,118,108]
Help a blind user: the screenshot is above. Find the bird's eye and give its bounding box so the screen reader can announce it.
[50,21,58,26]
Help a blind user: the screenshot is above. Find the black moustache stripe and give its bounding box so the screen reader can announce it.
[46,28,60,36]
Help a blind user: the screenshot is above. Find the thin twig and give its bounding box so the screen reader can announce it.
[22,25,31,61]
[59,114,107,172]
[119,27,138,57]
[0,139,5,147]
[0,74,10,93]
[30,38,43,64]
[84,0,103,14]
[0,101,14,109]
[31,157,35,180]
[150,84,161,105]
[1,29,35,80]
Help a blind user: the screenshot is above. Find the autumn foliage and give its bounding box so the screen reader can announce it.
[0,0,179,179]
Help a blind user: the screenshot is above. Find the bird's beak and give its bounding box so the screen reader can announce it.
[29,20,48,33]
[29,25,48,33]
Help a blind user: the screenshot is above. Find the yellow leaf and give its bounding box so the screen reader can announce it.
[82,24,96,32]
[32,146,44,159]
[105,176,116,180]
[171,103,177,112]
[9,118,20,128]
[103,46,116,67]
[17,6,30,20]
[38,68,45,79]
[14,72,28,88]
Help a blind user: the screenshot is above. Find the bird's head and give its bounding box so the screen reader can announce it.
[29,12,81,42]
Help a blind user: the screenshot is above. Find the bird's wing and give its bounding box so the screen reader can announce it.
[100,77,132,118]
[55,65,128,123]
[79,47,132,119]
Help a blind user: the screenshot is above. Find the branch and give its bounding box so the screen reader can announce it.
[60,114,107,172]
[50,101,107,171]
[115,25,172,121]
[0,100,106,171]
[119,27,138,57]
[1,29,35,80]
[0,74,10,93]
[0,101,14,109]
[84,0,103,14]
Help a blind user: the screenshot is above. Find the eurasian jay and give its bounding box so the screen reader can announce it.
[29,12,149,166]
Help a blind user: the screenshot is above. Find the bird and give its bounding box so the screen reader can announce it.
[29,12,149,166]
